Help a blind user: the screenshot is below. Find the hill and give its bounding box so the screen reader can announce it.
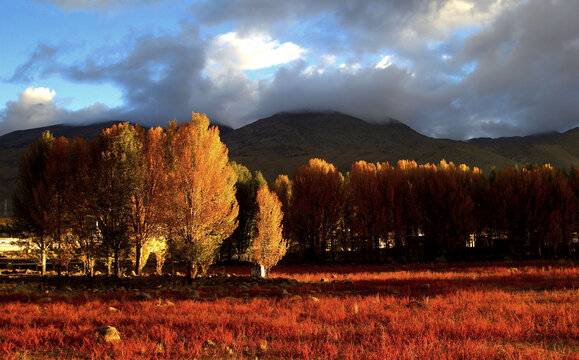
[1,112,578,214]
[221,111,516,179]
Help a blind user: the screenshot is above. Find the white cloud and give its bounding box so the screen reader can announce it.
[0,87,109,135]
[208,32,305,72]
[375,55,393,69]
[19,87,56,107]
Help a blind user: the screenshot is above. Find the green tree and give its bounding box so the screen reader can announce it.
[91,123,141,277]
[221,161,266,262]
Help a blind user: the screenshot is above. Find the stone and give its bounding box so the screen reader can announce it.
[95,326,121,343]
[136,292,153,301]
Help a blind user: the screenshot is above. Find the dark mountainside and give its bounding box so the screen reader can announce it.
[1,111,578,214]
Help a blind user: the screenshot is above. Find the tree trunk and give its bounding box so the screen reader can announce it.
[40,246,47,277]
[135,237,142,276]
[114,251,121,278]
[186,261,196,283]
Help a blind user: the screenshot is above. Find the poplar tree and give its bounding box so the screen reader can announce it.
[92,123,141,277]
[167,113,238,279]
[251,184,287,276]
[12,131,54,276]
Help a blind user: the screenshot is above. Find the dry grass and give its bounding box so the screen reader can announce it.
[0,262,577,359]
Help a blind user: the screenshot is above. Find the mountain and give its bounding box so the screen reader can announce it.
[1,112,578,215]
[221,111,515,179]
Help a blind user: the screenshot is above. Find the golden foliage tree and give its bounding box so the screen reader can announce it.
[251,184,288,276]
[129,126,167,275]
[290,158,344,262]
[167,113,238,279]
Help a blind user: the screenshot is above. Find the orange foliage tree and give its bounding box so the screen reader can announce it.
[250,184,288,276]
[347,161,393,261]
[129,126,167,275]
[41,137,76,275]
[290,158,344,263]
[166,113,238,279]
[270,174,292,249]
[65,136,98,276]
[390,160,421,261]
[415,160,475,259]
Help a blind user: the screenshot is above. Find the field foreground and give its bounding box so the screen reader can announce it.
[0,262,578,359]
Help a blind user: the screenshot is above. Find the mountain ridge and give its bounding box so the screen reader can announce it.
[1,111,578,215]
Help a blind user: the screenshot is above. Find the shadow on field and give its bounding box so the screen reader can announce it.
[0,261,576,303]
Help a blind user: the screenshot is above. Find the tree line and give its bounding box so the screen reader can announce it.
[12,114,578,278]
[276,158,577,263]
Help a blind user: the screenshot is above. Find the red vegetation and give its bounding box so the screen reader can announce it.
[1,262,577,359]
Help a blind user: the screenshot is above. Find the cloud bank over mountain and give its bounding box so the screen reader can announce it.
[1,0,578,139]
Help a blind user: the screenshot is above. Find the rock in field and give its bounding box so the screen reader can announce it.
[95,326,121,343]
[136,292,153,301]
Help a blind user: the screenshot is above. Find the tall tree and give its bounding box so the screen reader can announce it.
[129,126,167,275]
[391,160,421,261]
[290,158,344,263]
[221,162,265,262]
[12,131,55,276]
[167,113,238,279]
[91,123,141,277]
[251,184,288,277]
[65,137,98,276]
[42,137,74,275]
[416,161,475,259]
[270,174,292,251]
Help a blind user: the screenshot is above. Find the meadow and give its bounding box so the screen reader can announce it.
[0,262,577,359]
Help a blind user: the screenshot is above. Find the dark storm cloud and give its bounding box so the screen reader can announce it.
[5,0,579,139]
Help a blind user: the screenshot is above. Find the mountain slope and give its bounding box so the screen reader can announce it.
[1,112,578,215]
[222,111,516,179]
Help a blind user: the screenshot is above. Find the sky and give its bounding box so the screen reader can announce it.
[0,0,578,140]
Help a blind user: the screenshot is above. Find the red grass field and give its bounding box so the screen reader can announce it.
[0,262,577,359]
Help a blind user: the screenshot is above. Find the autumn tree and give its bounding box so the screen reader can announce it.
[290,158,344,263]
[390,160,421,261]
[251,184,288,276]
[42,136,76,275]
[12,131,55,276]
[65,137,98,276]
[270,174,292,249]
[128,126,167,275]
[346,161,395,262]
[166,113,238,280]
[91,123,141,277]
[415,160,475,259]
[221,162,266,262]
